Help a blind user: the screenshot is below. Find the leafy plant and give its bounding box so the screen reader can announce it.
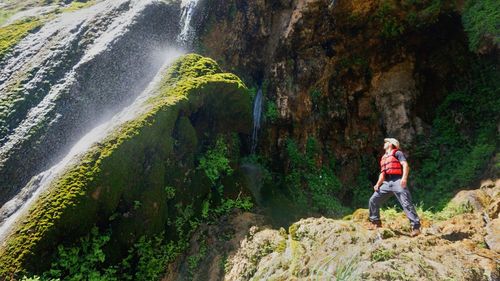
[265,100,279,122]
[186,235,208,279]
[198,137,233,184]
[284,138,349,216]
[462,0,500,52]
[412,62,499,209]
[371,248,395,262]
[164,186,176,200]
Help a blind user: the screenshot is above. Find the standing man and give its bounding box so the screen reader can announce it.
[368,138,421,236]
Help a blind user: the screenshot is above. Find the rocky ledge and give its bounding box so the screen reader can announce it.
[166,180,499,281]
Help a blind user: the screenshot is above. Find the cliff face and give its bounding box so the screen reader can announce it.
[194,0,497,186]
[0,0,497,279]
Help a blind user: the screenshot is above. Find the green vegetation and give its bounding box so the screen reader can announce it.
[371,247,395,262]
[461,0,500,51]
[333,255,360,281]
[0,10,16,26]
[58,1,97,13]
[198,137,233,184]
[284,138,349,216]
[23,227,188,281]
[265,100,279,122]
[186,235,208,279]
[372,0,453,39]
[0,17,42,60]
[412,62,499,210]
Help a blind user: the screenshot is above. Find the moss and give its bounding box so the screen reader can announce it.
[58,1,97,13]
[288,224,299,240]
[0,10,16,26]
[275,239,287,253]
[0,54,251,278]
[0,17,42,60]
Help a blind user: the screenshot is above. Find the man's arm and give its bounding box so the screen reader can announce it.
[401,161,409,188]
[373,172,385,191]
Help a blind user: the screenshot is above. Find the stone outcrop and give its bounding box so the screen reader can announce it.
[169,181,499,281]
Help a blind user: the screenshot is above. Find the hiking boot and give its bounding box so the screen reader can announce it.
[410,228,421,237]
[366,220,382,230]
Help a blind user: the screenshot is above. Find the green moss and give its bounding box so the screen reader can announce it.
[0,54,251,278]
[58,0,97,13]
[0,17,42,60]
[0,10,16,26]
[275,239,287,253]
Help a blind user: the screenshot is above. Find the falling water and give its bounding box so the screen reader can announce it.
[251,88,263,153]
[0,0,202,242]
[177,0,200,45]
[0,49,184,242]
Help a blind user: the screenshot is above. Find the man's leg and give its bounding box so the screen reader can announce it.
[369,182,392,223]
[392,180,421,230]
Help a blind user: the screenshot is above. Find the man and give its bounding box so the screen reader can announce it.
[367,138,421,237]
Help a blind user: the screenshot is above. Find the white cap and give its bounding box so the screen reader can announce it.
[384,138,400,149]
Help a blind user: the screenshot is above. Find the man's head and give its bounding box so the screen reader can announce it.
[384,138,400,150]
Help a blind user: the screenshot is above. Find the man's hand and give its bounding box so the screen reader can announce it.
[401,178,407,188]
[373,184,379,191]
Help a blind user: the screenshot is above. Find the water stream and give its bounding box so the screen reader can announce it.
[251,88,263,153]
[0,0,203,242]
[0,49,184,242]
[177,0,200,46]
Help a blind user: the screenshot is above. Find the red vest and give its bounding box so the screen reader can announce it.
[380,149,403,175]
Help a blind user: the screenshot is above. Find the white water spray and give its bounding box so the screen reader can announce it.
[0,48,184,242]
[0,0,203,242]
[177,0,200,45]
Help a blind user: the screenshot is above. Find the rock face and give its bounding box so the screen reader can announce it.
[193,0,488,184]
[0,0,181,206]
[171,182,499,281]
[0,54,252,278]
[371,60,420,144]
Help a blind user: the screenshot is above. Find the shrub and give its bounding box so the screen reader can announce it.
[462,0,500,52]
[371,248,395,262]
[284,138,349,216]
[198,137,233,184]
[412,62,499,209]
[265,100,279,122]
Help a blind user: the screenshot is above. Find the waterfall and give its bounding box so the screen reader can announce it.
[0,49,184,241]
[0,0,203,242]
[251,88,263,153]
[177,0,200,46]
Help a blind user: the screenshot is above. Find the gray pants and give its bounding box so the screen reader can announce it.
[369,179,421,229]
